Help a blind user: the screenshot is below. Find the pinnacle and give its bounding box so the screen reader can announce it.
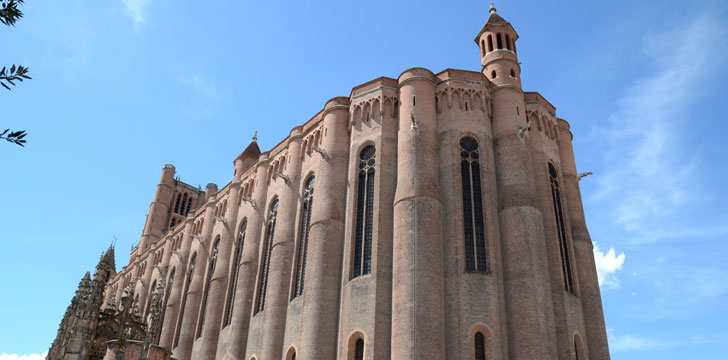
[240,140,262,158]
[97,245,116,272]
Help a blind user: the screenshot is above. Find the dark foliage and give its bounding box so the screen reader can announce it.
[0,0,24,26]
[0,64,31,90]
[1,129,27,146]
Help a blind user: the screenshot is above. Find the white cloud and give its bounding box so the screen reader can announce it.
[608,329,676,352]
[607,329,728,352]
[178,75,223,101]
[589,14,727,244]
[122,0,149,24]
[0,351,48,360]
[593,242,625,289]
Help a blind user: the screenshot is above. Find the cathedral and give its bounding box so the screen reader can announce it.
[49,4,610,360]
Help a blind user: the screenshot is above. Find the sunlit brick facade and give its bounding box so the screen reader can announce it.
[52,6,610,360]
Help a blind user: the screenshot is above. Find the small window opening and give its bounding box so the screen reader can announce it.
[491,70,496,79]
[355,339,364,360]
[510,69,515,77]
[465,102,468,111]
[475,332,486,360]
[413,96,416,106]
[516,106,519,115]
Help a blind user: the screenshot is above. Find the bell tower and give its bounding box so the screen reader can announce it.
[475,2,521,88]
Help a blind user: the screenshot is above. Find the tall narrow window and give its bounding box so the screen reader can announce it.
[293,176,315,299]
[155,267,175,344]
[549,163,574,293]
[174,253,196,348]
[461,137,487,272]
[144,280,157,319]
[496,33,503,49]
[355,338,364,360]
[487,35,494,52]
[474,332,486,360]
[181,193,188,215]
[255,200,279,314]
[174,194,182,214]
[197,237,220,338]
[185,196,193,215]
[224,221,247,327]
[353,146,375,278]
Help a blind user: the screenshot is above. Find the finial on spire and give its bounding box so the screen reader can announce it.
[490,2,497,14]
[252,130,258,142]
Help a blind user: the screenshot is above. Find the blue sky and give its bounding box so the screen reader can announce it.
[1,0,727,359]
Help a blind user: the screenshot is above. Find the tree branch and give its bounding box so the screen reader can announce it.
[1,129,28,147]
[0,0,24,27]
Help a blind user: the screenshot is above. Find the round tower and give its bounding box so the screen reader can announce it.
[140,164,176,251]
[478,5,559,359]
[391,67,445,359]
[476,2,521,88]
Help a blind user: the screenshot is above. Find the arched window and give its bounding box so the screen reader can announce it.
[197,237,220,338]
[549,163,574,293]
[355,338,364,360]
[510,69,515,77]
[155,267,175,344]
[474,332,486,360]
[496,33,503,49]
[185,196,193,215]
[224,221,247,327]
[487,35,494,52]
[461,137,487,272]
[174,253,196,348]
[144,280,157,319]
[293,176,315,299]
[353,145,375,278]
[255,200,279,314]
[181,193,188,215]
[174,193,182,214]
[574,334,584,360]
[505,34,511,50]
[491,70,496,79]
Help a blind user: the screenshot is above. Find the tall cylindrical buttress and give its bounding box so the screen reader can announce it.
[298,97,350,359]
[198,180,243,359]
[391,68,445,359]
[175,195,216,360]
[159,219,194,349]
[225,158,270,360]
[140,164,176,251]
[490,85,557,359]
[259,132,303,360]
[557,119,610,360]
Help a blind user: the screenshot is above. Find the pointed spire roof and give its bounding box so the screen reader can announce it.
[97,245,116,272]
[241,141,261,158]
[474,2,518,43]
[235,132,262,162]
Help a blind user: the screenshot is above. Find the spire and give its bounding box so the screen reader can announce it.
[252,130,258,143]
[490,1,496,14]
[97,245,116,273]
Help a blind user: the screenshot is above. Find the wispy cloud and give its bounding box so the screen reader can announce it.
[608,329,678,352]
[590,14,725,242]
[178,75,223,101]
[608,329,728,352]
[587,12,728,323]
[593,242,625,289]
[122,0,149,24]
[0,351,48,360]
